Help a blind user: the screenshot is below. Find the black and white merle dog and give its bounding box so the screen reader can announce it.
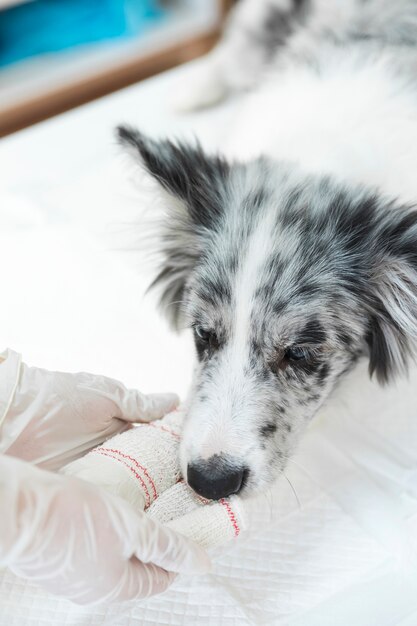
[118,0,417,501]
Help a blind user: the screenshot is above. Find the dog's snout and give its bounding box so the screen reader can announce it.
[187,455,247,500]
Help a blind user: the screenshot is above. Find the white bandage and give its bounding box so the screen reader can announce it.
[62,410,182,510]
[62,409,254,549]
[147,481,247,548]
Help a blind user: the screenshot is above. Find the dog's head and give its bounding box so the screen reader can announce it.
[118,126,417,500]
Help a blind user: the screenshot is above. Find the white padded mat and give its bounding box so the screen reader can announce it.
[1,63,417,625]
[1,408,417,626]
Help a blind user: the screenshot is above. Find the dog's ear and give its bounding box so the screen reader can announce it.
[365,206,417,383]
[116,125,230,329]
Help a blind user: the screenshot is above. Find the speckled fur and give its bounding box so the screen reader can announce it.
[117,0,417,497]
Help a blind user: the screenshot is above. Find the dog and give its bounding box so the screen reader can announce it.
[117,0,417,501]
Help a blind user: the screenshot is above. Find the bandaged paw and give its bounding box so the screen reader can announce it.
[62,408,275,550]
[62,409,183,510]
[147,481,247,548]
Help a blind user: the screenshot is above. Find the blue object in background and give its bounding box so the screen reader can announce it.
[0,0,165,68]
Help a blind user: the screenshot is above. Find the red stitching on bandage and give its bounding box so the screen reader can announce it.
[148,422,180,440]
[99,448,158,500]
[219,499,240,537]
[92,449,151,507]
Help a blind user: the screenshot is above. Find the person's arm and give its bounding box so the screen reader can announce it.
[0,453,210,605]
[0,349,178,470]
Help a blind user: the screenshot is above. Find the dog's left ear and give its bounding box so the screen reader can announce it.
[117,125,229,228]
[366,205,417,383]
[116,125,230,328]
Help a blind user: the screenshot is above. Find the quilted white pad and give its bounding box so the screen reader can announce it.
[1,403,417,626]
[1,62,417,625]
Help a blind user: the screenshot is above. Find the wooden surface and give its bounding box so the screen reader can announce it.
[0,32,218,137]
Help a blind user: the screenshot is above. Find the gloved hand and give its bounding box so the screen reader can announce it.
[0,454,210,605]
[0,349,178,470]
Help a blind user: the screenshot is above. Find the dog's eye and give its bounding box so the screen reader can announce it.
[271,345,320,374]
[194,325,212,342]
[193,325,220,359]
[284,346,309,362]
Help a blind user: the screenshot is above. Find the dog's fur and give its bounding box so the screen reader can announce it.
[118,0,417,498]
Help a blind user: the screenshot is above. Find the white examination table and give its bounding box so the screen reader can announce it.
[1,62,417,626]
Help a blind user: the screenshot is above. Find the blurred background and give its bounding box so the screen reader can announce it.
[0,0,232,137]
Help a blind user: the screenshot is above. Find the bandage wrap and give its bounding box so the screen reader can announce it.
[62,410,247,548]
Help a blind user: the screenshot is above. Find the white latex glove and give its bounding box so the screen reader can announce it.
[0,454,210,605]
[0,349,178,470]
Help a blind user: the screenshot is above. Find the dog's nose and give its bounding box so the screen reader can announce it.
[187,456,247,500]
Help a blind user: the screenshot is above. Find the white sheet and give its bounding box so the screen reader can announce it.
[0,62,417,625]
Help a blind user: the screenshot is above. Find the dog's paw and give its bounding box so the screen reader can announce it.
[171,60,227,113]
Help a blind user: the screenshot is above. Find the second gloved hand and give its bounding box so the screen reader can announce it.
[0,349,179,470]
[0,454,210,605]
